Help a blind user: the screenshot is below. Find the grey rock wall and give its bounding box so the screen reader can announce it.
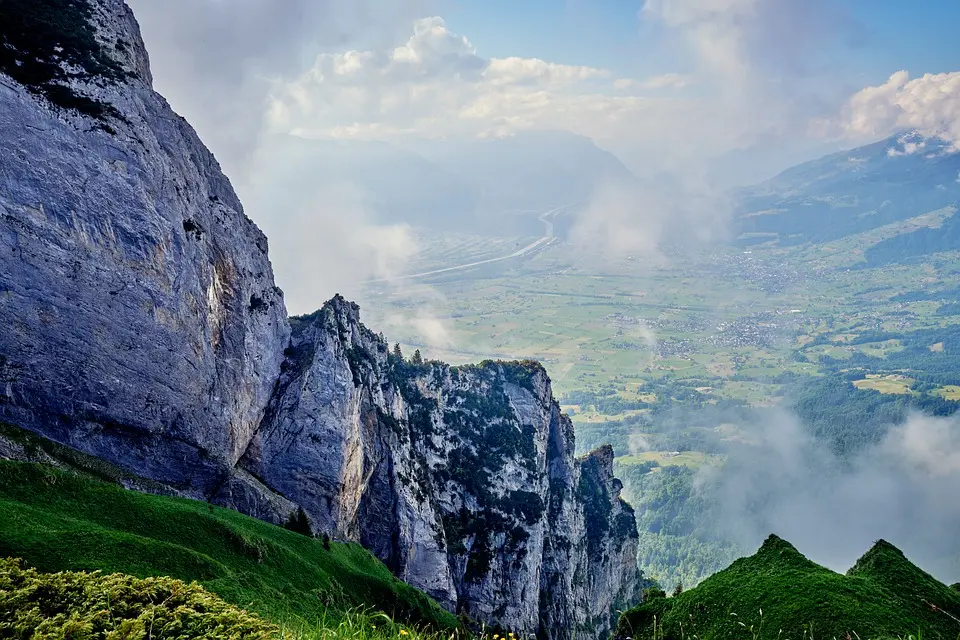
[0,0,288,493]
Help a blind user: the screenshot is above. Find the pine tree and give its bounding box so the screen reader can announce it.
[411,349,423,365]
[283,507,312,537]
[392,343,403,361]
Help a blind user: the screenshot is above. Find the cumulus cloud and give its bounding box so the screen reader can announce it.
[128,0,431,178]
[129,0,457,325]
[841,71,960,152]
[267,17,644,143]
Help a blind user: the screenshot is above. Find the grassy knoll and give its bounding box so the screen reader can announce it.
[616,535,960,640]
[0,461,457,633]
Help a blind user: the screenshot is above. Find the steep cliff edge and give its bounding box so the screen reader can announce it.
[216,297,642,639]
[0,0,289,491]
[0,3,641,638]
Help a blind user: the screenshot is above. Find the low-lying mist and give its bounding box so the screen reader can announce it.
[686,408,960,582]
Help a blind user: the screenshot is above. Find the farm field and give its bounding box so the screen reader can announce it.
[362,208,960,404]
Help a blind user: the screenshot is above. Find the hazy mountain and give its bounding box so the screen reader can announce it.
[416,130,636,212]
[252,131,635,237]
[250,135,482,230]
[735,131,960,246]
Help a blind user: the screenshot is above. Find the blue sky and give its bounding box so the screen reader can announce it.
[443,0,960,86]
[137,0,960,187]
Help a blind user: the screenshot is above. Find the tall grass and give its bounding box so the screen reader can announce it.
[277,608,470,640]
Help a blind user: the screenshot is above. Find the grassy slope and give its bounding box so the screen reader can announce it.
[616,535,960,640]
[0,461,458,631]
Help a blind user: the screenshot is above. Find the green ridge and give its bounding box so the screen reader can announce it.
[616,534,960,640]
[0,461,458,631]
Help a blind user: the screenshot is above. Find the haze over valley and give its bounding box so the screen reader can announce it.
[130,0,960,590]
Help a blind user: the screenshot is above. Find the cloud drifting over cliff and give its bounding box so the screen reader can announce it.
[701,410,960,582]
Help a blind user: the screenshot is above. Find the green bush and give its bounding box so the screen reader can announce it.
[284,507,313,538]
[0,557,276,639]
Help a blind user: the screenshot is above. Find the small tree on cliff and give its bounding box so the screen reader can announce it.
[411,349,423,365]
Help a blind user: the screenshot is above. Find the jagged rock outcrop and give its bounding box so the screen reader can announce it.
[0,0,289,492]
[215,298,642,639]
[0,3,641,638]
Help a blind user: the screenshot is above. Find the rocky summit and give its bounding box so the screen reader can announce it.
[0,1,641,638]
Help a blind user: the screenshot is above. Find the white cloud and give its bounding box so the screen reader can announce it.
[613,73,691,91]
[266,6,843,185]
[267,17,645,144]
[643,0,759,86]
[639,73,691,90]
[884,413,960,476]
[569,176,732,264]
[841,71,960,152]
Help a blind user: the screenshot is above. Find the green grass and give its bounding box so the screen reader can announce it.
[0,461,458,633]
[616,535,960,640]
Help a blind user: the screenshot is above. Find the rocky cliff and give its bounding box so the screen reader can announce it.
[0,2,641,638]
[0,0,289,492]
[216,298,642,638]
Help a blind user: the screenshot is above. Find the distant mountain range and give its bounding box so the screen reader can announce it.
[734,131,960,251]
[250,130,635,236]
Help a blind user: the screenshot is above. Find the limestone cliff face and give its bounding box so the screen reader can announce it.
[0,3,641,638]
[0,0,289,492]
[218,298,642,639]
